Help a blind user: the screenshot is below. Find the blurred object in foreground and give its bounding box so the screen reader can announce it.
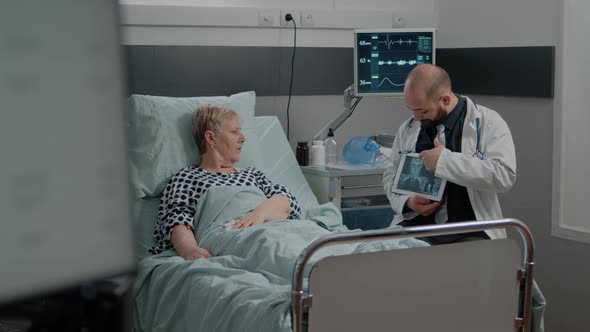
[0,0,135,305]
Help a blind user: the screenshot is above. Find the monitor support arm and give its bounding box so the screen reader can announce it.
[313,84,356,141]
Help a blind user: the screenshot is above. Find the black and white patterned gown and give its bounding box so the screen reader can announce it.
[149,166,301,254]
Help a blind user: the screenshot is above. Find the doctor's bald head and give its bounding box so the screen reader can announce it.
[404,64,452,102]
[403,64,456,128]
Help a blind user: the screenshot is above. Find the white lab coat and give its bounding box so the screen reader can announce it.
[383,96,516,239]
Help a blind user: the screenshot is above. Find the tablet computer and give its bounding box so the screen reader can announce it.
[392,153,447,201]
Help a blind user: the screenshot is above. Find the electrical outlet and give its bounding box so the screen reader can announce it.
[258,11,276,26]
[301,11,314,27]
[280,10,300,27]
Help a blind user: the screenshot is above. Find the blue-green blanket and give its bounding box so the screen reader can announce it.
[133,186,545,332]
[133,186,428,331]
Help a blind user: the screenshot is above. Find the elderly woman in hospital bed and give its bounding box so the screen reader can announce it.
[149,105,302,260]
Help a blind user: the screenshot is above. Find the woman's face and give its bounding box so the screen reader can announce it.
[213,116,246,165]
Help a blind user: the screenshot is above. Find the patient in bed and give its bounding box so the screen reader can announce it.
[149,105,302,260]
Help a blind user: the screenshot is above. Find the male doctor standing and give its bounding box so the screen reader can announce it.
[383,64,516,244]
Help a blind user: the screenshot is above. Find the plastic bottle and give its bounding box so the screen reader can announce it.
[324,128,338,165]
[295,141,309,166]
[310,140,325,166]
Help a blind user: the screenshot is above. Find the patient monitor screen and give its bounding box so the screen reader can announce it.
[0,0,134,303]
[354,29,436,96]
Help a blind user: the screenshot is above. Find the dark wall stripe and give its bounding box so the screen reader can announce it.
[126,45,554,98]
[436,46,555,98]
[126,46,353,97]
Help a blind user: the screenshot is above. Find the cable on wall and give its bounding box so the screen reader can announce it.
[344,97,363,121]
[285,13,296,142]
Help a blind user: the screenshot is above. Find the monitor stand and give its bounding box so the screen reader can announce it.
[313,84,356,141]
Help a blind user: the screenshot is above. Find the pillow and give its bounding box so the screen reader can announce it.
[126,91,260,199]
[255,116,319,212]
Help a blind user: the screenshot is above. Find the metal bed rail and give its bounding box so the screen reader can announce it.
[291,218,535,332]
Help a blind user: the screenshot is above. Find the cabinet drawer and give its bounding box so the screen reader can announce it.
[341,174,384,198]
[341,174,383,187]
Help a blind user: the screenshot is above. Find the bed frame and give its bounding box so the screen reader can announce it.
[292,219,534,332]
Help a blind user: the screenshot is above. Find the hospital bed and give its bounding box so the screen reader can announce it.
[128,91,545,332]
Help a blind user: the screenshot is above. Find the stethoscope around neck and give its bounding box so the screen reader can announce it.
[398,116,484,160]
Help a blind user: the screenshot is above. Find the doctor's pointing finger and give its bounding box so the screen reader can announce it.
[419,138,444,173]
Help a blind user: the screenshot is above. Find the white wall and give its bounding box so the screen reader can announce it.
[120,3,436,47]
[255,95,410,158]
[552,0,590,243]
[436,0,560,48]
[120,0,435,10]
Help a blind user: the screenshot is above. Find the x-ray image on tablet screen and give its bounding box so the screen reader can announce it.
[392,153,446,201]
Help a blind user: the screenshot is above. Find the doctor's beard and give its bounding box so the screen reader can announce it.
[420,106,448,129]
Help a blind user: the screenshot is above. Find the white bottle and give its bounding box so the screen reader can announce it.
[310,140,325,166]
[324,128,338,165]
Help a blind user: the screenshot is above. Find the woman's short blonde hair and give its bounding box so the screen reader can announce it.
[192,105,239,153]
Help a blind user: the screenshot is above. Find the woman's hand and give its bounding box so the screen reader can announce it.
[231,211,266,229]
[171,224,212,260]
[181,247,212,261]
[229,195,291,229]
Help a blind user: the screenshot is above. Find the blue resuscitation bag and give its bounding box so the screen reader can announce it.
[343,136,382,165]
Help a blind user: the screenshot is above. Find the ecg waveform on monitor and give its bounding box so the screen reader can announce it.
[378,59,417,66]
[375,35,417,49]
[377,78,405,88]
